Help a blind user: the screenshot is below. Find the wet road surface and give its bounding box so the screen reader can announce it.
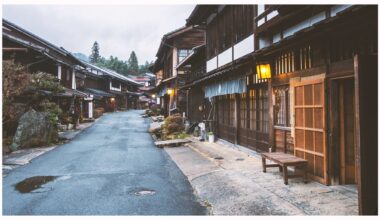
[3,110,207,215]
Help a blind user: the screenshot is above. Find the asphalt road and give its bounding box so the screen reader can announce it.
[3,110,207,215]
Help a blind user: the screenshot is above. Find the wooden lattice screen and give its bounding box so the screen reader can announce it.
[294,78,327,183]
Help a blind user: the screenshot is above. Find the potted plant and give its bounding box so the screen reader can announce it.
[208,131,215,143]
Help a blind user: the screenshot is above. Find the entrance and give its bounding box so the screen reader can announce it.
[293,76,327,184]
[330,77,356,185]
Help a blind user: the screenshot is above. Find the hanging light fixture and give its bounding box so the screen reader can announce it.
[167,88,174,95]
[256,63,272,80]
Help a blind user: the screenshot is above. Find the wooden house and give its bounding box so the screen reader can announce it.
[185,5,377,215]
[186,5,264,150]
[2,19,89,119]
[80,61,142,112]
[254,5,377,214]
[176,44,209,123]
[150,26,205,116]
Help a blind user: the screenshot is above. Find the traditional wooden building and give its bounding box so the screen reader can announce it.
[254,5,377,215]
[186,5,264,149]
[186,5,377,215]
[2,18,89,119]
[80,61,142,112]
[3,19,142,119]
[177,44,209,123]
[150,26,205,116]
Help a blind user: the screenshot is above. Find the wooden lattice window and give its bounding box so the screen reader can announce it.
[223,95,229,125]
[229,94,236,126]
[249,89,257,130]
[258,88,269,133]
[275,51,295,75]
[274,87,290,126]
[299,45,312,70]
[293,78,326,183]
[240,93,247,128]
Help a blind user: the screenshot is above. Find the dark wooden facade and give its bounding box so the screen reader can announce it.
[184,5,377,215]
[151,26,205,116]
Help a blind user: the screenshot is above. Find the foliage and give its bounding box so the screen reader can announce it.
[127,51,139,75]
[94,107,105,118]
[3,60,32,137]
[208,132,214,136]
[176,132,189,139]
[2,60,31,102]
[139,61,152,74]
[59,112,72,124]
[88,41,153,76]
[36,99,63,127]
[163,113,185,137]
[3,61,65,151]
[30,72,65,93]
[89,41,100,63]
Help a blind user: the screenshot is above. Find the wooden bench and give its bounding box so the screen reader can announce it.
[261,152,308,185]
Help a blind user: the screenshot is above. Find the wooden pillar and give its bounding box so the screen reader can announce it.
[235,93,240,144]
[268,79,274,152]
[354,54,378,215]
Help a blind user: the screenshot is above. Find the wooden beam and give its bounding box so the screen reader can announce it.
[354,54,378,215]
[3,47,28,52]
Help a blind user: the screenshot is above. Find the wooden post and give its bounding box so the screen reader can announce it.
[354,54,378,215]
[235,94,239,144]
[268,79,274,151]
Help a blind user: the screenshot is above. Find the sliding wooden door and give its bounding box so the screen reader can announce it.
[293,77,327,183]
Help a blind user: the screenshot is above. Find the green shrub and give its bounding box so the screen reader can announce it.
[176,132,188,139]
[163,113,184,136]
[94,107,105,118]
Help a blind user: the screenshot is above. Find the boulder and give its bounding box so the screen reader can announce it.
[149,121,163,134]
[11,109,57,151]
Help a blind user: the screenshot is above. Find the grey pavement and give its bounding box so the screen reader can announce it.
[3,110,207,215]
[165,138,358,215]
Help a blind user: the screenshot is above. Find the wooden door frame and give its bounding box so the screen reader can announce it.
[328,75,356,185]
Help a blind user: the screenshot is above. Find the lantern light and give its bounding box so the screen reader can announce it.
[256,63,272,80]
[152,94,156,98]
[110,97,115,102]
[167,88,174,95]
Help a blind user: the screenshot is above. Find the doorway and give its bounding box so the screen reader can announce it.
[330,77,356,185]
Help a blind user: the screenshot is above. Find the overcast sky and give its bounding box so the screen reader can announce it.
[2,4,195,64]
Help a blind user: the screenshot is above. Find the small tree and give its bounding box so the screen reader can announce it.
[89,41,100,63]
[2,60,31,134]
[128,51,139,75]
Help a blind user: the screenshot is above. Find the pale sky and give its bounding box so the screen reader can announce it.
[2,4,195,64]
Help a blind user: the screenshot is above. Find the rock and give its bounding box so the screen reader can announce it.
[3,102,28,137]
[57,123,68,131]
[151,115,164,122]
[149,122,163,133]
[10,109,57,151]
[67,123,74,130]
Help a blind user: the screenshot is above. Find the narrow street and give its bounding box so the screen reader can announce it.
[3,110,207,215]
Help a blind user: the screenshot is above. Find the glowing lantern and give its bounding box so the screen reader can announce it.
[256,63,272,80]
[167,88,174,95]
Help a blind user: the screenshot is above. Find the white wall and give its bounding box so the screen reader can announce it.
[234,34,254,60]
[57,65,62,80]
[218,47,232,67]
[207,56,217,72]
